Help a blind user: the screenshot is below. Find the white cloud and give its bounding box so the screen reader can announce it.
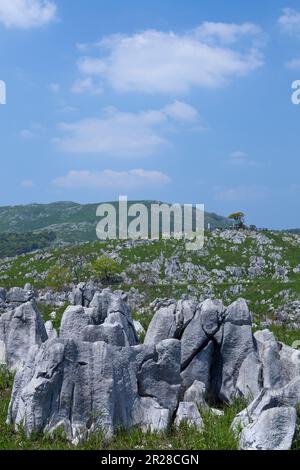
[49,82,60,93]
[20,123,43,139]
[0,0,57,29]
[195,22,262,45]
[214,185,270,202]
[163,101,199,122]
[286,57,300,70]
[227,151,248,165]
[21,179,34,187]
[20,129,37,139]
[278,8,300,36]
[55,101,200,157]
[75,22,264,94]
[71,77,103,95]
[226,150,260,167]
[53,169,171,190]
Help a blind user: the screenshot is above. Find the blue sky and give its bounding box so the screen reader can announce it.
[0,0,300,228]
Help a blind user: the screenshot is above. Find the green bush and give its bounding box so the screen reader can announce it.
[91,257,121,284]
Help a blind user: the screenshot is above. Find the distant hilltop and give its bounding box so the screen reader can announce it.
[0,201,231,244]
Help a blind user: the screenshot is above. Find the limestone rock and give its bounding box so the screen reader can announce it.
[183,380,208,408]
[0,301,48,371]
[6,287,34,305]
[45,321,58,340]
[218,299,257,403]
[133,320,145,337]
[239,407,297,450]
[174,402,204,429]
[61,290,138,346]
[8,337,182,440]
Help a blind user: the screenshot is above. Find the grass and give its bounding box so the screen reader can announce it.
[269,325,300,347]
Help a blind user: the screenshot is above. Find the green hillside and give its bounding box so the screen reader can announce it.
[0,201,231,245]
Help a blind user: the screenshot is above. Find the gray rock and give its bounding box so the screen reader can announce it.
[6,288,300,446]
[45,321,58,340]
[0,288,7,303]
[132,397,171,433]
[183,381,208,408]
[8,339,138,440]
[24,283,33,292]
[180,307,209,369]
[210,408,224,417]
[255,330,285,389]
[174,402,204,429]
[6,287,34,305]
[278,342,300,383]
[81,324,126,347]
[239,407,297,450]
[61,290,138,346]
[137,339,181,412]
[133,320,145,337]
[200,299,225,337]
[181,341,214,393]
[69,283,85,306]
[0,339,5,364]
[8,336,182,441]
[82,281,97,307]
[232,376,300,451]
[236,352,262,400]
[144,299,197,346]
[218,299,256,403]
[181,299,223,370]
[60,305,95,340]
[0,301,48,371]
[144,303,177,345]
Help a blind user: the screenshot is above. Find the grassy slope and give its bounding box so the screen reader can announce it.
[2,231,300,334]
[0,201,231,244]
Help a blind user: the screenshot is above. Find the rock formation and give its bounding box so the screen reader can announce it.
[0,289,299,449]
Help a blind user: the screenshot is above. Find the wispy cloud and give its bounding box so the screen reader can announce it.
[285,57,300,70]
[53,169,171,190]
[195,21,263,45]
[21,179,34,188]
[214,185,271,202]
[226,150,262,167]
[71,77,103,95]
[278,8,300,36]
[75,21,264,94]
[0,0,57,29]
[20,123,43,140]
[55,101,200,157]
[49,82,60,93]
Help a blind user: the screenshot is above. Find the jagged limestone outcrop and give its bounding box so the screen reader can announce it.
[2,290,300,449]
